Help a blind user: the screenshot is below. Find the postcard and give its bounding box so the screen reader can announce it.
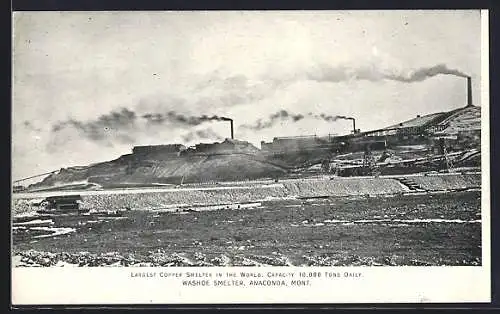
[11,10,490,305]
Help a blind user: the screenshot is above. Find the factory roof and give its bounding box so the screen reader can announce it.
[133,144,186,149]
[358,106,469,137]
[274,135,318,140]
[434,105,480,127]
[433,105,481,134]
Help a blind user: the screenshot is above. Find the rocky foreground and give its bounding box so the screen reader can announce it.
[12,249,481,267]
[12,190,482,268]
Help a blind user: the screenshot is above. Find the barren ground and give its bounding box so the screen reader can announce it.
[12,190,481,267]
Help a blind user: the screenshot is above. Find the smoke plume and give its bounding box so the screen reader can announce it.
[240,110,305,130]
[307,113,354,122]
[384,64,469,82]
[240,110,358,131]
[305,63,468,84]
[51,107,233,145]
[142,111,232,126]
[51,108,137,142]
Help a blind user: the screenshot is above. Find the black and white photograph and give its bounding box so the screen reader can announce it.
[11,10,490,304]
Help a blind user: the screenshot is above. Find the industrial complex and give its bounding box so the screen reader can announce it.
[14,76,481,192]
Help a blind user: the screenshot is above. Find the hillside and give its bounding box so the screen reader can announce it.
[29,142,288,190]
[123,154,288,185]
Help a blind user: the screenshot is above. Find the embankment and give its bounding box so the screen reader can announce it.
[409,173,481,191]
[12,173,481,216]
[81,185,289,211]
[284,178,405,197]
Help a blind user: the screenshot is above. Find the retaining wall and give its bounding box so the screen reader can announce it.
[12,173,482,215]
[409,173,481,191]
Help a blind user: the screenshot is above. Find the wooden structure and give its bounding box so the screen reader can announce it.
[41,195,82,211]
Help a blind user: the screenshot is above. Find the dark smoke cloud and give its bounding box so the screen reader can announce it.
[240,110,305,130]
[51,107,232,145]
[307,113,354,122]
[240,110,357,131]
[51,105,355,141]
[305,63,468,83]
[142,111,231,126]
[51,108,137,142]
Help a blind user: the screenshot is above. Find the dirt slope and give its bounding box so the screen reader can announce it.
[31,153,288,189]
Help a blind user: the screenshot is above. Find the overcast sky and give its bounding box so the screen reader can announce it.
[12,10,482,181]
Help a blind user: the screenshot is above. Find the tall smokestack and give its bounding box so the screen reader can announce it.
[467,76,473,107]
[219,116,234,139]
[230,119,234,139]
[351,118,356,133]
